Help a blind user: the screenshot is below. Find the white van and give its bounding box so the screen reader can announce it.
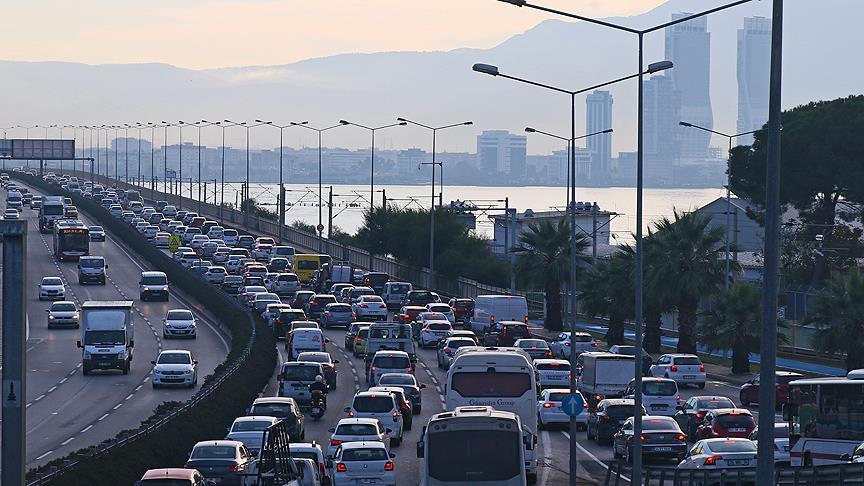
[624,377,680,417]
[382,282,412,309]
[287,328,328,359]
[469,295,529,335]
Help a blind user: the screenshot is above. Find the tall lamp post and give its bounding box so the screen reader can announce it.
[395,117,472,276]
[161,121,179,195]
[339,120,407,212]
[473,63,670,484]
[291,121,347,251]
[256,120,301,243]
[193,120,220,213]
[495,2,753,482]
[220,120,245,223]
[679,121,761,289]
[236,121,269,227]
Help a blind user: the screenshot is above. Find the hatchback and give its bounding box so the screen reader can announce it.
[329,441,396,486]
[352,295,388,321]
[327,418,391,458]
[89,225,106,241]
[163,309,197,339]
[273,273,301,297]
[377,373,425,413]
[344,392,403,446]
[738,370,803,407]
[305,294,338,321]
[321,303,356,329]
[297,351,339,389]
[539,388,587,429]
[673,396,737,442]
[151,349,198,388]
[425,303,455,324]
[587,399,647,445]
[514,338,553,360]
[436,337,476,370]
[221,275,245,295]
[550,331,598,359]
[695,409,756,440]
[367,351,412,385]
[274,309,308,340]
[47,300,79,328]
[650,354,707,388]
[185,440,256,486]
[417,321,453,348]
[39,276,65,300]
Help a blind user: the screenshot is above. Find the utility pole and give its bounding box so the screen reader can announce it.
[382,189,386,211]
[279,184,286,244]
[592,203,598,259]
[328,186,334,240]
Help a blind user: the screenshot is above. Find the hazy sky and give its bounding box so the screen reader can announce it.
[4,1,665,69]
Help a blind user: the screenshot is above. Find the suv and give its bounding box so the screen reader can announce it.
[278,361,325,405]
[344,392,404,445]
[550,331,597,359]
[649,354,706,389]
[139,271,170,301]
[367,350,412,385]
[482,321,531,347]
[695,408,757,440]
[247,396,305,442]
[587,398,647,445]
[448,298,475,325]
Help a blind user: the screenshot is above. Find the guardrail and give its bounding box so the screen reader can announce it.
[604,460,864,485]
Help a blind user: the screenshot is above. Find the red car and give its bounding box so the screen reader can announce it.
[739,370,803,407]
[695,408,756,440]
[398,306,427,324]
[448,298,475,324]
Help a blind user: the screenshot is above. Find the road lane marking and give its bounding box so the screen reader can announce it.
[80,425,93,433]
[35,450,53,461]
[60,437,74,446]
[98,413,109,421]
[562,431,632,483]
[540,431,552,486]
[112,403,122,410]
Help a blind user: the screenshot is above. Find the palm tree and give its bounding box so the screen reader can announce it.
[580,255,631,345]
[698,283,765,374]
[642,233,673,354]
[512,218,590,331]
[806,272,864,371]
[650,210,732,354]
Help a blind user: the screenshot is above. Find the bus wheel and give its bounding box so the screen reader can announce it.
[527,472,537,484]
[803,451,813,467]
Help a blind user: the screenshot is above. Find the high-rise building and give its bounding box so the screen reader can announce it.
[586,90,613,183]
[643,74,681,185]
[666,13,713,164]
[476,130,527,179]
[737,16,772,145]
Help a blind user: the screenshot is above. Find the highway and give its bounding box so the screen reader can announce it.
[0,184,231,470]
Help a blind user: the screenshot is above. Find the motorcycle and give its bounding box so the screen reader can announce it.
[310,389,326,421]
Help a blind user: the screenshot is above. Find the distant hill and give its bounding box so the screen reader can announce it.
[1,0,860,155]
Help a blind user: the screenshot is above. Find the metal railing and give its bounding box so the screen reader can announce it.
[604,461,864,485]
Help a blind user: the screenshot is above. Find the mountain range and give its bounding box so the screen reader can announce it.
[1,0,860,155]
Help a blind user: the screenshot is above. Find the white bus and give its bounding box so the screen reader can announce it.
[445,347,538,482]
[787,369,864,466]
[418,406,526,486]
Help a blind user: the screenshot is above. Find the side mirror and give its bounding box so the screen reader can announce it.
[389,452,396,459]
[419,384,427,389]
[333,359,340,364]
[45,309,50,313]
[151,360,156,365]
[343,407,350,413]
[104,264,108,269]
[385,428,393,434]
[193,360,199,365]
[841,453,851,462]
[76,340,83,348]
[328,427,335,433]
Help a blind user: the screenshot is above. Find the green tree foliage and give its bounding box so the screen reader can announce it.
[806,272,864,371]
[580,250,633,345]
[512,218,590,331]
[698,283,766,374]
[729,95,864,286]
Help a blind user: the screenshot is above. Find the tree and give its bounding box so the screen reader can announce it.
[806,272,864,371]
[698,283,765,374]
[580,255,631,345]
[650,210,732,353]
[512,218,590,331]
[730,95,864,287]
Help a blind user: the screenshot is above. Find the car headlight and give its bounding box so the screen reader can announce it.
[161,286,169,291]
[48,315,55,319]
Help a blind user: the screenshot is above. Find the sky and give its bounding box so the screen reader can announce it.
[3,0,666,69]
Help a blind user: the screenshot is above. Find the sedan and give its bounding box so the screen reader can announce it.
[225,416,280,458]
[3,208,18,219]
[738,370,803,407]
[39,276,65,300]
[47,300,79,328]
[417,320,453,348]
[539,388,587,430]
[163,309,197,339]
[296,351,339,390]
[673,396,736,442]
[425,303,455,324]
[239,286,268,306]
[352,295,388,321]
[377,373,425,413]
[329,441,396,486]
[204,266,227,285]
[320,303,355,329]
[436,337,476,370]
[677,438,758,472]
[152,232,171,248]
[221,275,244,294]
[613,416,687,464]
[89,226,106,241]
[151,350,198,388]
[695,409,756,440]
[185,440,256,486]
[549,331,599,359]
[514,338,554,360]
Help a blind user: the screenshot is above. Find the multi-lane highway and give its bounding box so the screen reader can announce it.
[1,184,230,469]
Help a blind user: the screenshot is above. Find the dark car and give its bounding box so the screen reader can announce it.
[739,370,803,407]
[296,351,339,390]
[274,309,307,339]
[320,303,355,329]
[344,322,366,351]
[362,272,389,294]
[673,395,736,441]
[402,290,440,307]
[185,440,256,486]
[448,298,475,325]
[398,306,427,324]
[247,397,305,442]
[304,294,338,320]
[377,372,426,413]
[221,275,245,295]
[587,399,647,445]
[292,290,315,309]
[268,257,291,273]
[483,321,531,347]
[695,408,756,440]
[613,416,687,464]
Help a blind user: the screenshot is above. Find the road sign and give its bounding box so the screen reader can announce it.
[316,224,325,233]
[168,235,181,253]
[1,139,75,159]
[561,393,585,417]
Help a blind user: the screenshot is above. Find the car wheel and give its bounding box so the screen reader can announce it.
[152,382,158,389]
[392,436,401,447]
[697,382,705,389]
[538,414,546,430]
[740,391,750,406]
[612,443,621,459]
[624,445,633,464]
[122,361,130,375]
[82,365,91,376]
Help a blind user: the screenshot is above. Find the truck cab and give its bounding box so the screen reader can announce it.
[76,301,134,375]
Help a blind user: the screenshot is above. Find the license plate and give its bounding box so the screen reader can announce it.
[360,479,375,484]
[684,375,696,379]
[652,447,672,452]
[729,428,746,432]
[651,404,667,410]
[727,459,749,466]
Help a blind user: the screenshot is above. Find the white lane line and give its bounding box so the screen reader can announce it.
[112,403,123,410]
[135,385,143,391]
[98,413,109,421]
[60,437,75,446]
[59,377,67,384]
[540,430,552,486]
[561,431,631,482]
[80,425,93,433]
[125,394,134,401]
[47,386,57,393]
[35,394,46,401]
[35,450,53,461]
[26,403,32,408]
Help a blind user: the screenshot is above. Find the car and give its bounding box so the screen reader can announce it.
[47,300,79,328]
[297,351,339,389]
[397,306,427,325]
[449,329,480,344]
[135,221,149,234]
[750,422,790,466]
[272,273,301,296]
[650,354,707,388]
[244,264,268,280]
[436,337,476,370]
[222,229,239,246]
[278,360,325,404]
[139,271,170,301]
[305,294,338,321]
[425,303,455,324]
[273,309,308,340]
[207,225,225,240]
[225,415,280,457]
[162,205,178,218]
[381,282,412,309]
[377,373,424,413]
[673,396,737,442]
[483,320,531,347]
[609,344,654,376]
[677,437,758,472]
[262,303,292,326]
[347,286,376,304]
[3,208,19,219]
[252,243,274,261]
[327,417,391,458]
[352,326,371,358]
[533,359,572,388]
[153,232,171,247]
[136,468,210,486]
[402,290,440,307]
[417,320,453,348]
[352,295,388,321]
[550,331,598,359]
[89,225,106,241]
[695,408,756,440]
[361,272,390,294]
[286,328,328,359]
[220,275,244,295]
[151,350,198,388]
[539,388,587,430]
[200,241,221,259]
[163,309,197,339]
[337,286,354,304]
[330,283,354,300]
[190,234,210,250]
[178,251,200,268]
[224,255,246,274]
[30,195,42,209]
[344,392,404,446]
[237,234,255,249]
[252,292,281,313]
[329,441,396,486]
[367,386,414,430]
[185,440,256,486]
[367,350,412,385]
[514,338,554,360]
[267,257,290,273]
[239,285,268,306]
[182,227,203,244]
[739,370,803,407]
[212,247,232,264]
[204,266,228,285]
[587,398,647,445]
[292,290,316,309]
[613,415,687,464]
[320,303,355,329]
[289,442,329,485]
[447,297,474,326]
[39,276,65,300]
[109,205,124,218]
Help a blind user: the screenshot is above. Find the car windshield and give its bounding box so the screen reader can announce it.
[373,356,410,369]
[84,330,125,345]
[342,448,388,461]
[167,310,193,320]
[352,396,394,413]
[362,296,383,302]
[428,323,451,331]
[315,296,336,304]
[643,418,680,432]
[139,480,195,486]
[715,414,755,428]
[282,366,319,382]
[696,398,735,410]
[297,260,319,270]
[536,362,569,371]
[390,283,411,293]
[606,405,639,419]
[336,423,378,436]
[158,353,191,365]
[421,312,446,321]
[709,440,757,453]
[191,446,236,459]
[42,278,62,286]
[141,276,167,285]
[674,357,702,365]
[445,339,475,350]
[52,303,77,312]
[428,305,450,312]
[643,381,677,396]
[548,392,570,402]
[90,226,103,232]
[503,325,528,336]
[379,374,416,386]
[79,258,104,268]
[329,305,352,312]
[251,403,294,419]
[232,420,271,432]
[518,340,547,348]
[298,354,329,364]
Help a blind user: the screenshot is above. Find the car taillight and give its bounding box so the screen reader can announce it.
[359,304,367,308]
[384,461,394,471]
[319,463,325,477]
[330,439,342,446]
[591,342,599,347]
[670,365,678,372]
[311,301,318,305]
[640,435,647,441]
[423,329,431,333]
[326,313,333,317]
[355,337,361,343]
[392,411,400,420]
[489,314,495,322]
[347,410,355,417]
[546,351,553,357]
[524,316,529,323]
[336,463,347,472]
[407,367,412,373]
[228,464,239,473]
[542,402,554,408]
[400,403,410,411]
[699,365,705,372]
[703,455,722,466]
[443,348,451,354]
[676,394,681,401]
[676,434,686,441]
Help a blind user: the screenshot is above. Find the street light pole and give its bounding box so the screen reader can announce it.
[256,120,299,243]
[339,120,407,212]
[194,120,220,213]
[221,120,245,223]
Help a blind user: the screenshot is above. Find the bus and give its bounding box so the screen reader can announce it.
[293,254,331,284]
[786,369,864,466]
[53,220,89,261]
[445,347,538,482]
[418,406,527,486]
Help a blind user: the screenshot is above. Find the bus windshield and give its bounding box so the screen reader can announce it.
[450,372,532,398]
[59,232,89,250]
[428,430,521,482]
[792,383,864,441]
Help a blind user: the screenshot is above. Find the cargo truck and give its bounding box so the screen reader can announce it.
[76,301,134,375]
[39,195,66,233]
[576,351,636,408]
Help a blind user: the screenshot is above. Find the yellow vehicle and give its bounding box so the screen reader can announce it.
[293,254,331,284]
[352,326,371,358]
[64,205,78,219]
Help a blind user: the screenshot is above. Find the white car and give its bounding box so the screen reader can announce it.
[624,377,680,417]
[151,349,198,388]
[163,308,197,339]
[417,320,453,348]
[425,303,455,324]
[262,303,292,325]
[4,208,19,219]
[751,423,790,466]
[352,295,388,321]
[533,359,572,389]
[135,221,149,234]
[204,266,227,284]
[345,392,404,446]
[109,205,123,218]
[329,441,396,486]
[39,276,66,300]
[143,225,159,239]
[290,443,330,485]
[162,205,177,218]
[207,226,225,239]
[225,255,245,274]
[173,246,193,261]
[677,437,757,471]
[150,232,169,247]
[539,388,587,429]
[47,300,79,328]
[189,234,210,250]
[178,251,199,269]
[223,229,239,246]
[212,248,232,264]
[549,331,598,358]
[226,415,280,457]
[273,273,301,296]
[327,418,391,458]
[650,354,707,388]
[252,244,273,261]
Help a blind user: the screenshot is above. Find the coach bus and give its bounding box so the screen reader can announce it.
[787,369,864,466]
[53,219,89,261]
[418,406,527,486]
[445,347,538,482]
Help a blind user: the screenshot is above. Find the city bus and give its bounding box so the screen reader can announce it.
[418,406,527,486]
[786,369,864,466]
[293,254,331,284]
[53,219,89,261]
[445,347,538,482]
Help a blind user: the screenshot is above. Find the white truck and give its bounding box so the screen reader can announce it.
[330,263,353,284]
[39,195,66,233]
[576,351,636,408]
[76,301,134,375]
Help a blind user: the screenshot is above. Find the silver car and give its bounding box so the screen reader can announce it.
[47,300,79,328]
